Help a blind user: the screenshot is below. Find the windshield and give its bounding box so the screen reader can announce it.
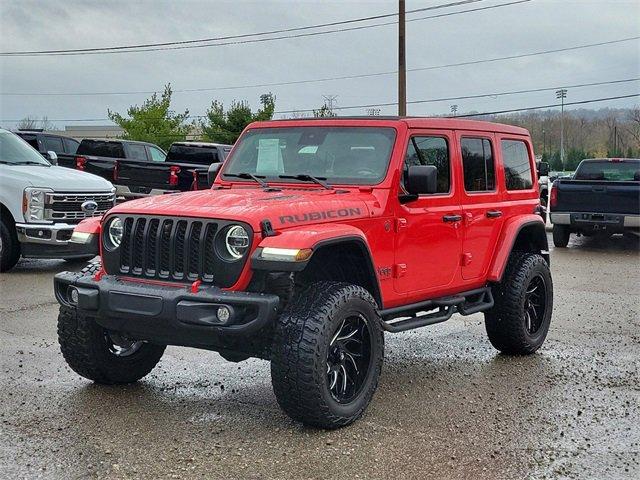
[222,127,396,185]
[574,159,640,181]
[0,130,50,166]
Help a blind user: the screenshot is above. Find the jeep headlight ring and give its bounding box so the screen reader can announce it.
[104,217,124,250]
[219,225,249,261]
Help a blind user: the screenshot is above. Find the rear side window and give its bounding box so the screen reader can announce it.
[43,136,64,153]
[148,146,166,162]
[18,134,39,150]
[167,145,219,165]
[127,144,148,161]
[64,138,79,154]
[501,140,533,190]
[461,138,495,192]
[78,140,125,158]
[404,136,450,193]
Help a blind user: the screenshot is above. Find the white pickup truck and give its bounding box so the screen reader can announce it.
[0,129,116,271]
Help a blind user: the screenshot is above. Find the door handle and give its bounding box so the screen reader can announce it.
[442,214,462,223]
[486,210,503,218]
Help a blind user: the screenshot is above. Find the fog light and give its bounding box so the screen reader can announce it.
[68,287,79,305]
[217,306,231,323]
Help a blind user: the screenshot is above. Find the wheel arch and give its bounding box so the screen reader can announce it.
[488,215,549,283]
[0,202,17,227]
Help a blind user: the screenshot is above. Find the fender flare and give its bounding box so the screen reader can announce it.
[74,216,102,235]
[250,223,382,306]
[487,214,549,282]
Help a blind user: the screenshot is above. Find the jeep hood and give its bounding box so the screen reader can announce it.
[109,187,374,231]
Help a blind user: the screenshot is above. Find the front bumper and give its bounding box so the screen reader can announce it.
[53,272,279,347]
[16,222,99,258]
[549,212,640,231]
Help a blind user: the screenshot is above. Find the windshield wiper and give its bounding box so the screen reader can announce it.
[0,161,48,166]
[278,174,332,190]
[224,172,280,191]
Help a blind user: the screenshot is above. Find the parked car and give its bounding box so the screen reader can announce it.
[115,141,232,195]
[54,117,552,428]
[0,129,115,271]
[549,158,640,247]
[14,130,79,164]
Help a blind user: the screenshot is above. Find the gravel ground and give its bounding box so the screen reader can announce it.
[0,233,638,480]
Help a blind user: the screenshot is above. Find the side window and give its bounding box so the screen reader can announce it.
[148,146,166,162]
[128,144,148,161]
[64,138,79,154]
[501,140,533,190]
[461,137,495,192]
[404,136,450,194]
[43,136,64,153]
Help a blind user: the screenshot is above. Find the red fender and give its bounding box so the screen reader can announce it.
[487,214,547,282]
[74,216,102,235]
[257,223,367,250]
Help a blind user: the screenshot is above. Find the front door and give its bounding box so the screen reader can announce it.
[456,133,505,280]
[394,130,463,299]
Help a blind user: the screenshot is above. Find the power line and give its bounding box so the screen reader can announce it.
[2,77,636,123]
[0,0,531,57]
[454,94,640,117]
[0,0,483,56]
[3,35,636,96]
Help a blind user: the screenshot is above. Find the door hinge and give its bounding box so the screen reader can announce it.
[393,263,407,278]
[395,218,407,233]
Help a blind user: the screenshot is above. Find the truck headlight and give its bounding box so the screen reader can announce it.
[23,187,52,222]
[217,225,249,261]
[104,217,123,250]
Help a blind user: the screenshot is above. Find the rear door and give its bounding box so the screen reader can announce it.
[456,133,505,281]
[117,144,172,193]
[394,129,463,299]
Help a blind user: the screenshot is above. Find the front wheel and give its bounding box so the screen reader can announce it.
[0,218,21,272]
[485,252,553,355]
[270,282,384,429]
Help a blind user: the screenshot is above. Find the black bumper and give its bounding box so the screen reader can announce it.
[53,272,279,348]
[20,236,99,259]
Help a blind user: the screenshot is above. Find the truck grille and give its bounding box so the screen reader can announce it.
[46,192,115,222]
[105,215,250,288]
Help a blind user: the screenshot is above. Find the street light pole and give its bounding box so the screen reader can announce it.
[556,89,567,170]
[398,0,406,116]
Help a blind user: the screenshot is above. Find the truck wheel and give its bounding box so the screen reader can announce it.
[552,224,570,247]
[485,252,553,355]
[270,282,384,429]
[0,217,21,272]
[57,261,165,384]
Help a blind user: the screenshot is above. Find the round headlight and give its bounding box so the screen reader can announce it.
[224,225,249,260]
[107,217,123,249]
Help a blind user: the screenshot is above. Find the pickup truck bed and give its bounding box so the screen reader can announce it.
[549,158,640,246]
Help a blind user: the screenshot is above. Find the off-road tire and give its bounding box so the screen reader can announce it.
[552,224,570,247]
[0,217,21,272]
[485,252,553,355]
[270,281,384,429]
[57,262,165,384]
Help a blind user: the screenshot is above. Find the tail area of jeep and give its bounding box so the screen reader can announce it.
[54,117,552,429]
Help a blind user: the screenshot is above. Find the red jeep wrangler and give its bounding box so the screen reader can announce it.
[54,117,553,428]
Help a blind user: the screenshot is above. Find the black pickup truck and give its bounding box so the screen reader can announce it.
[549,158,640,247]
[14,130,79,164]
[115,141,231,195]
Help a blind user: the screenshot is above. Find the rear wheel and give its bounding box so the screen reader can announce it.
[57,261,165,384]
[0,217,21,272]
[552,224,570,247]
[270,282,384,429]
[485,252,553,355]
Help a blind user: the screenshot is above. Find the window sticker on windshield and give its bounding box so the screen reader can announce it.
[256,138,283,174]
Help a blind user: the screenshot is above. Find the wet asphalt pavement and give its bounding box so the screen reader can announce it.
[1,233,638,480]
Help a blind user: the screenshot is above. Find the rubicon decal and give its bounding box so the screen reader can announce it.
[279,208,362,224]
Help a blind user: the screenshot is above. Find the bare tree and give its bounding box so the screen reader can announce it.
[17,116,56,131]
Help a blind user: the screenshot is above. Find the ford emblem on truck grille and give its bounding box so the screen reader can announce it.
[81,200,99,214]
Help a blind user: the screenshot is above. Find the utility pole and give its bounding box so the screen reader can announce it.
[398,0,406,116]
[556,89,567,170]
[322,95,338,116]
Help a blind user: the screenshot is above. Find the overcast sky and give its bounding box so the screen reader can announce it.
[1,0,638,129]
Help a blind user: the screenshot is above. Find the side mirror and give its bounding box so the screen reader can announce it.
[537,161,549,177]
[46,151,58,165]
[207,162,222,186]
[405,165,438,195]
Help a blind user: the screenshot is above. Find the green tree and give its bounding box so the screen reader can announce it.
[107,84,190,150]
[549,150,563,171]
[201,93,275,144]
[313,104,336,117]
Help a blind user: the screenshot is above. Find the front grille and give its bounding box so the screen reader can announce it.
[104,215,249,288]
[46,192,115,222]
